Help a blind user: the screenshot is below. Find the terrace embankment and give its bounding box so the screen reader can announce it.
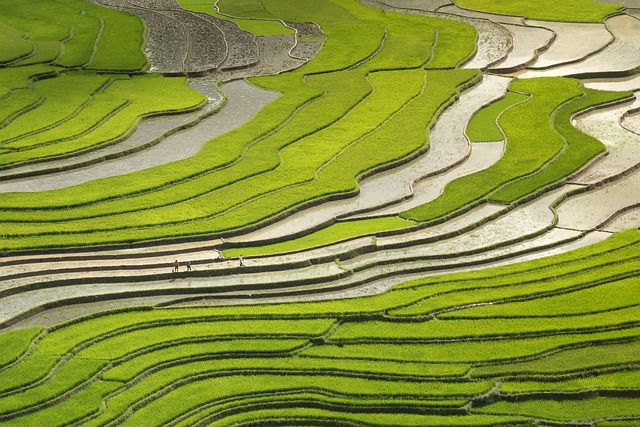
[0,1,639,330]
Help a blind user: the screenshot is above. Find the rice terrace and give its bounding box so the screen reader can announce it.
[1,0,640,424]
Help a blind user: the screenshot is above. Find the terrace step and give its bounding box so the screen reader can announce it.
[0,182,626,329]
[518,13,640,79]
[0,79,277,192]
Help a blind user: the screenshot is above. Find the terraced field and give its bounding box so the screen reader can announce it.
[0,0,639,425]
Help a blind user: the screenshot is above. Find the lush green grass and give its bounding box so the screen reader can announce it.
[454,0,623,23]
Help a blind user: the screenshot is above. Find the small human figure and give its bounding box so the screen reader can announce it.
[186,260,192,271]
[239,254,244,266]
[173,259,179,273]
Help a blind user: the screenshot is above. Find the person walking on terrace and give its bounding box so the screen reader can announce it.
[239,254,244,267]
[186,260,192,271]
[173,259,179,273]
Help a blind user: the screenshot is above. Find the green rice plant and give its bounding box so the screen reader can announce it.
[424,14,477,69]
[102,340,309,382]
[1,96,128,150]
[441,276,640,318]
[197,407,530,426]
[0,64,58,91]
[172,394,469,427]
[223,216,414,258]
[490,86,633,203]
[466,91,529,142]
[472,337,640,377]
[0,318,331,395]
[453,0,622,23]
[0,21,34,64]
[93,358,471,426]
[501,369,640,393]
[0,72,112,144]
[400,77,585,223]
[0,72,370,220]
[45,12,101,69]
[0,380,121,427]
[0,68,419,231]
[331,305,640,342]
[13,41,62,67]
[0,327,41,369]
[46,314,333,357]
[178,0,294,36]
[392,229,640,291]
[0,69,477,250]
[0,340,305,418]
[0,0,480,250]
[598,421,640,427]
[0,357,108,416]
[0,74,205,167]
[301,327,640,364]
[387,253,640,317]
[0,353,60,395]
[0,73,336,214]
[474,397,640,422]
[211,0,268,17]
[359,12,437,71]
[0,0,146,71]
[85,6,147,71]
[0,1,70,42]
[105,354,470,384]
[0,231,638,423]
[102,370,492,426]
[77,319,335,360]
[0,90,43,129]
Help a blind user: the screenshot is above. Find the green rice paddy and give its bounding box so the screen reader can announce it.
[0,0,638,424]
[0,230,637,425]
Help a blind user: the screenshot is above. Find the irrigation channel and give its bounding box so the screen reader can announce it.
[0,0,639,332]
